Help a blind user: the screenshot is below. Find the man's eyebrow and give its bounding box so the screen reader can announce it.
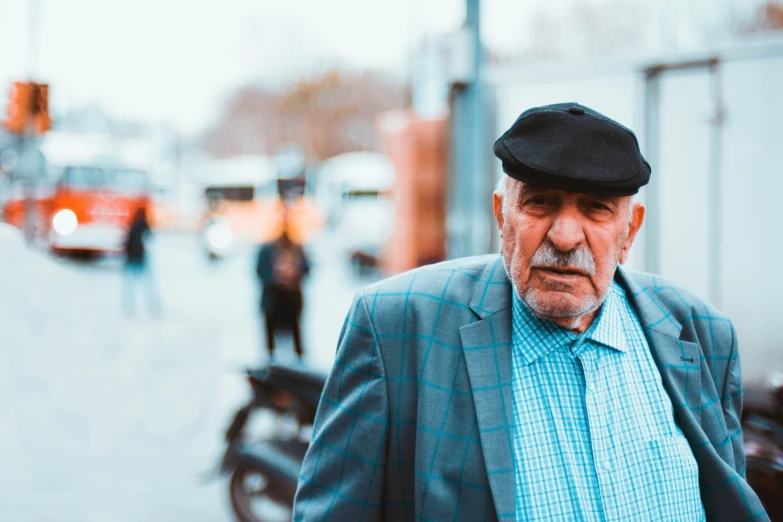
[583,194,622,204]
[517,184,557,200]
[511,185,553,209]
[518,183,548,196]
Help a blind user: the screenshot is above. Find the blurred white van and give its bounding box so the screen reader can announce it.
[315,152,395,271]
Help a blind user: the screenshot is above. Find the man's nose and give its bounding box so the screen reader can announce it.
[546,210,586,253]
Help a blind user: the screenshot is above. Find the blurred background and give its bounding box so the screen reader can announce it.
[1,0,783,520]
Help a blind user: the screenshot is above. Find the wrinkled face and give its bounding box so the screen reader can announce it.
[494,180,644,325]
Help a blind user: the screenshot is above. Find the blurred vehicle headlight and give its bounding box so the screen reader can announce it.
[53,209,78,236]
[205,221,233,250]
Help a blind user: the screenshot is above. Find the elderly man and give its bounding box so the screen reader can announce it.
[293,103,767,521]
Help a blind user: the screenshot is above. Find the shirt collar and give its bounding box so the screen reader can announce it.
[586,283,627,354]
[512,281,627,366]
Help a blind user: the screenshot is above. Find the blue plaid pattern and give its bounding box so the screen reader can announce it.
[511,282,705,521]
[293,255,768,522]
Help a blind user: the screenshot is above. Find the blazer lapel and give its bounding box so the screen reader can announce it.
[460,261,704,519]
[617,268,702,426]
[460,257,516,519]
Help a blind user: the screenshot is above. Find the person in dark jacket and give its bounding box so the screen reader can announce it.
[256,217,310,360]
[122,207,159,316]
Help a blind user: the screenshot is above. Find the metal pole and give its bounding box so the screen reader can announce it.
[27,0,40,80]
[22,0,41,244]
[643,70,661,275]
[447,87,468,259]
[463,0,489,256]
[467,0,491,255]
[446,0,487,258]
[466,0,482,256]
[708,62,724,309]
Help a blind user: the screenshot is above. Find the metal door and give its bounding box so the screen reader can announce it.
[644,60,722,305]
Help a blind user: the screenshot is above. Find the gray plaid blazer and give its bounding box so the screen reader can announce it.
[294,255,768,521]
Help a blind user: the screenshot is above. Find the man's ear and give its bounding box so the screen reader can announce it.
[493,192,505,231]
[619,202,645,264]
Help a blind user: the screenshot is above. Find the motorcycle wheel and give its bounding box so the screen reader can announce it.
[229,465,292,522]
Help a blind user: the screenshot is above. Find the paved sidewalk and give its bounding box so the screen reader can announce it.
[0,229,371,521]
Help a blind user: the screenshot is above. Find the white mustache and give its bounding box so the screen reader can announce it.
[529,241,597,276]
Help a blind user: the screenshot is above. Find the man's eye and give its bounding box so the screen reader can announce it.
[529,197,548,205]
[589,202,610,211]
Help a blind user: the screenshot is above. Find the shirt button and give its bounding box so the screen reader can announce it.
[603,460,612,471]
[587,382,594,392]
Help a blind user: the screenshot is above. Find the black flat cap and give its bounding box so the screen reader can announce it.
[493,102,651,196]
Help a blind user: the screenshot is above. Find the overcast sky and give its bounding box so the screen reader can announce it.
[0,0,734,133]
[0,0,501,132]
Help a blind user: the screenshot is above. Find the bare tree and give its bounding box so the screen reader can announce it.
[203,70,410,162]
[737,1,783,32]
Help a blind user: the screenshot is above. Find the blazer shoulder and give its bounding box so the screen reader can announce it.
[627,270,725,316]
[364,255,494,291]
[357,254,497,311]
[625,270,735,353]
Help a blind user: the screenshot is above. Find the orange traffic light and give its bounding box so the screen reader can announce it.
[32,83,51,134]
[3,81,52,135]
[3,82,33,135]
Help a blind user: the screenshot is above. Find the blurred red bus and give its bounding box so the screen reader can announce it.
[3,163,152,255]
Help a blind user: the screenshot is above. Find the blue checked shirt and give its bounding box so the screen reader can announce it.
[511,281,706,521]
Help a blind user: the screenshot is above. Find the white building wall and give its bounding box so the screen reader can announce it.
[719,56,783,377]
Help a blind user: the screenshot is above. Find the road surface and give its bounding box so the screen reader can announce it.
[0,229,367,522]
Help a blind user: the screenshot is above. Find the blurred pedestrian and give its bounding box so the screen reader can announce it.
[122,207,160,317]
[256,213,310,361]
[294,103,768,521]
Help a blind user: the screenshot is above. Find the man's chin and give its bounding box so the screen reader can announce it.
[522,289,599,319]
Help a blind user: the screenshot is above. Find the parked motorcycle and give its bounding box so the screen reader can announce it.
[743,372,783,521]
[218,363,326,522]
